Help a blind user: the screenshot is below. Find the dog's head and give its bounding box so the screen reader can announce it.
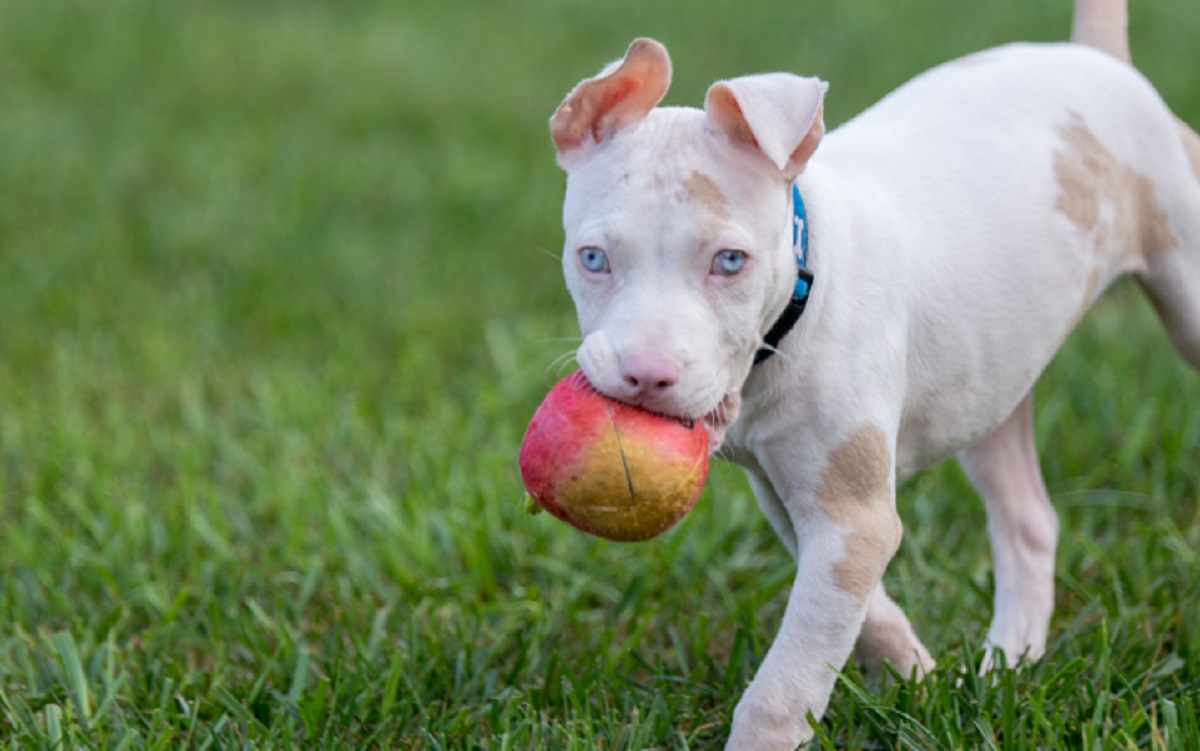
[551,38,826,450]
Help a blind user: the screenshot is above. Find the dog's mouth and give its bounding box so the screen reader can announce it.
[577,364,740,453]
[700,393,740,453]
[702,393,738,428]
[624,391,739,454]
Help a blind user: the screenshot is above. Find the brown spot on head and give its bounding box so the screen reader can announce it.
[1054,112,1178,264]
[814,425,902,601]
[682,171,730,220]
[1180,118,1200,183]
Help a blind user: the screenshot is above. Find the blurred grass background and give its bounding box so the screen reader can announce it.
[0,0,1198,748]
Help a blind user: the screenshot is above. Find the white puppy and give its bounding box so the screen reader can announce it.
[548,0,1200,746]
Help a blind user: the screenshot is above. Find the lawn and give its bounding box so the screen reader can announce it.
[0,0,1198,748]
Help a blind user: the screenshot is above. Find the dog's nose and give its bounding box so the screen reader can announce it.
[620,354,678,397]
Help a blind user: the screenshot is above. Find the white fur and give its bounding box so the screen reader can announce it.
[549,8,1200,748]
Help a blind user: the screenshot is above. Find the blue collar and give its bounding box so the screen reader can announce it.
[754,183,814,365]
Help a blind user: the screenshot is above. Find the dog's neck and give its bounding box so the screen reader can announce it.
[754,183,814,365]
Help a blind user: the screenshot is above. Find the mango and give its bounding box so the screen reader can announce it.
[519,371,709,542]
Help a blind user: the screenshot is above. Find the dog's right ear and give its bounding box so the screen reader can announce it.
[550,38,672,168]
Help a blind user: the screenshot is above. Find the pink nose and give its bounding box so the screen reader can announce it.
[620,354,678,397]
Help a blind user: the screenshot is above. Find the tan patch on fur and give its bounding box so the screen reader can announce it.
[1180,119,1200,183]
[815,426,901,601]
[683,171,730,220]
[1054,112,1178,263]
[833,533,894,601]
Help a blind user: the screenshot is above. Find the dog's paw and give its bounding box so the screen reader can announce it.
[726,690,815,751]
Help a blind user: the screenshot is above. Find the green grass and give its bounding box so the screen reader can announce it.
[0,0,1198,748]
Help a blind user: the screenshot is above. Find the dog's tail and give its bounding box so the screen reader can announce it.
[1071,0,1131,63]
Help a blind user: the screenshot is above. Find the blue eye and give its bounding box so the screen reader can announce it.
[579,247,610,273]
[712,249,747,276]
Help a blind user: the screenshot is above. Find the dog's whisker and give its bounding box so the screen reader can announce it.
[555,359,580,378]
[756,341,793,363]
[713,441,736,463]
[546,349,580,378]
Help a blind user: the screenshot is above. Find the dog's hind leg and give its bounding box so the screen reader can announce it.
[855,583,934,680]
[957,393,1059,672]
[1136,121,1200,373]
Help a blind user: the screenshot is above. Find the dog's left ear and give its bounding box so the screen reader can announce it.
[705,74,828,179]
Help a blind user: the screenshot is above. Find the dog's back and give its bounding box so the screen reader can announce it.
[801,42,1200,476]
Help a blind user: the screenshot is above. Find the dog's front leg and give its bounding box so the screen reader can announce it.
[728,427,902,749]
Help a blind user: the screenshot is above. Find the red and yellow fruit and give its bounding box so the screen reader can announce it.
[519,371,709,542]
